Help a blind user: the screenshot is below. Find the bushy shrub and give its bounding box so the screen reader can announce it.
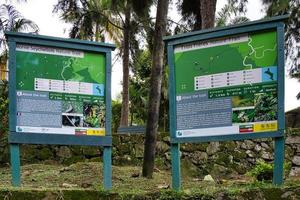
[112,100,121,133]
[247,160,291,181]
[247,161,273,181]
[0,80,9,164]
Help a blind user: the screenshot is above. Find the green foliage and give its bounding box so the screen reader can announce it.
[112,100,122,133]
[129,49,169,131]
[0,4,39,50]
[215,1,249,27]
[129,49,151,125]
[262,0,300,81]
[0,80,8,164]
[53,0,123,43]
[254,92,277,121]
[247,161,273,181]
[286,128,300,136]
[247,161,291,182]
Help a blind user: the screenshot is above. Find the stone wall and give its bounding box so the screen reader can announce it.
[2,131,300,179]
[110,131,300,179]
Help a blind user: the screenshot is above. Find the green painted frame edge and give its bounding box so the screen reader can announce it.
[9,132,112,146]
[5,31,116,50]
[6,32,114,147]
[163,14,289,42]
[165,17,285,142]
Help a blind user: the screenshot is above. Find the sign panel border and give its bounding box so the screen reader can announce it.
[165,18,286,144]
[164,15,288,190]
[6,32,115,146]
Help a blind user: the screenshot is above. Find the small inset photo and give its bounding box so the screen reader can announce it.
[83,102,105,128]
[62,115,83,127]
[232,109,255,123]
[253,92,277,122]
[62,101,83,114]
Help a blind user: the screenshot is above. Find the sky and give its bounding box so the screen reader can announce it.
[10,0,300,112]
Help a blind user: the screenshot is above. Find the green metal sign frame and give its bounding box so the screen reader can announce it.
[164,15,288,191]
[5,32,115,190]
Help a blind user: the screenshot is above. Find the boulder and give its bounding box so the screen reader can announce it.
[246,150,255,158]
[289,167,300,177]
[254,144,262,152]
[181,158,200,177]
[286,136,300,144]
[294,144,300,153]
[207,142,220,156]
[241,140,255,150]
[203,174,215,182]
[57,146,72,159]
[190,151,208,165]
[292,156,300,166]
[134,144,144,158]
[261,151,273,160]
[261,142,270,150]
[156,141,169,154]
[82,147,101,158]
[211,164,232,178]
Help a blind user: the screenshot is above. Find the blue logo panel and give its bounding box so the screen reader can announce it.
[262,66,277,82]
[93,84,104,96]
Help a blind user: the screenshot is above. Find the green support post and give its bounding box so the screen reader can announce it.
[10,143,21,186]
[273,136,285,185]
[171,143,181,191]
[103,146,112,190]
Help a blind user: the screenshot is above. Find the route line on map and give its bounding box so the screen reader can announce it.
[243,37,277,69]
[60,58,80,128]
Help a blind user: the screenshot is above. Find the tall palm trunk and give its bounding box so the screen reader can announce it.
[200,0,217,29]
[142,0,169,178]
[120,3,131,126]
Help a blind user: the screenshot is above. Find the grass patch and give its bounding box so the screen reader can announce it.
[1,162,300,198]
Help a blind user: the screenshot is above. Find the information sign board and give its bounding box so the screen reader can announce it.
[164,15,288,190]
[174,30,278,138]
[16,44,106,136]
[6,32,115,189]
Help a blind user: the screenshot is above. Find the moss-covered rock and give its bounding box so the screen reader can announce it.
[181,158,200,177]
[62,155,86,165]
[181,143,209,152]
[36,147,54,160]
[82,146,101,158]
[215,152,232,165]
[220,141,236,152]
[232,149,247,162]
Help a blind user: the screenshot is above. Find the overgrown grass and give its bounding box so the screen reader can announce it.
[0,162,300,196]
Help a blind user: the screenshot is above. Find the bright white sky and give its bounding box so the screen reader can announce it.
[11,0,300,112]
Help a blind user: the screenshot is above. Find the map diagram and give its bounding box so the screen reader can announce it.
[16,47,105,92]
[15,45,106,135]
[174,31,277,94]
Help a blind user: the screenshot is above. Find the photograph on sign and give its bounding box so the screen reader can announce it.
[15,44,106,136]
[174,30,278,137]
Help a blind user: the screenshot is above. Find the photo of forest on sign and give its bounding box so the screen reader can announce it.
[253,92,277,122]
[232,92,277,123]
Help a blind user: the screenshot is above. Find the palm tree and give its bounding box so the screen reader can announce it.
[177,0,217,30]
[53,0,122,43]
[178,0,249,30]
[54,0,152,127]
[0,4,39,80]
[215,3,249,27]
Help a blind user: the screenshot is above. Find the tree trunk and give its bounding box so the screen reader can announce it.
[200,0,217,29]
[120,2,131,127]
[194,1,202,31]
[142,0,169,178]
